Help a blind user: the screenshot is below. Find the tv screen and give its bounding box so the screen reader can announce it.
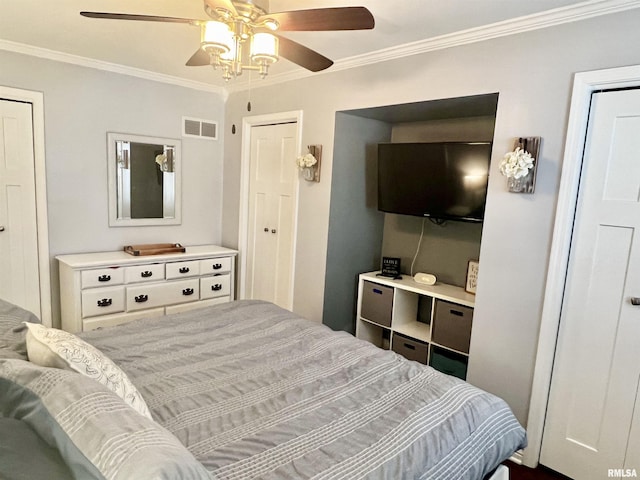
[377,142,492,222]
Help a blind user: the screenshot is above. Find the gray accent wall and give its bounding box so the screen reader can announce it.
[322,113,389,333]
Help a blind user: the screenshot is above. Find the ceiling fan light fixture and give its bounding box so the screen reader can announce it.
[202,21,233,54]
[250,33,278,63]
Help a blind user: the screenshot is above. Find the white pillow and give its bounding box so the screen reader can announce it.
[23,323,152,419]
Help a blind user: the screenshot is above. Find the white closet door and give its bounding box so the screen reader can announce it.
[541,89,640,478]
[245,122,297,309]
[0,99,41,315]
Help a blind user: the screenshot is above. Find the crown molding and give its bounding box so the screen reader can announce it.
[0,39,227,99]
[2,0,639,97]
[226,0,640,93]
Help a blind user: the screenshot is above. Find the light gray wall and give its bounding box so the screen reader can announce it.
[322,113,389,333]
[382,115,496,286]
[222,9,640,427]
[0,50,226,327]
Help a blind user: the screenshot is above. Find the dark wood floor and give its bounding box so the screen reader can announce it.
[505,461,573,480]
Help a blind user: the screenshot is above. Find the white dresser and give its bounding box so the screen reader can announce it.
[57,245,238,333]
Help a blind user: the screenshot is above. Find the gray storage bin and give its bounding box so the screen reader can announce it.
[432,300,473,353]
[391,333,428,364]
[360,281,393,328]
[429,346,468,380]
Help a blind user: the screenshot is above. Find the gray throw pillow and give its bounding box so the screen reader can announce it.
[0,417,75,480]
[0,298,41,360]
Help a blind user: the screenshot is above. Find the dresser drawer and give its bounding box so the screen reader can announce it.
[81,267,124,289]
[126,278,199,311]
[82,286,125,318]
[166,260,200,279]
[124,263,165,284]
[200,257,232,275]
[201,274,231,299]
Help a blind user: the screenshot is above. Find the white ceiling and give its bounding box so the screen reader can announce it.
[0,0,635,90]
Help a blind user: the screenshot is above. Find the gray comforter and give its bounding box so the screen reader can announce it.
[81,300,526,480]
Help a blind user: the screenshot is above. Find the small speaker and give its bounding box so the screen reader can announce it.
[414,273,436,285]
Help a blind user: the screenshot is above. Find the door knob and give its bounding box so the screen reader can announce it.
[631,297,640,306]
[0,226,4,232]
[271,229,277,234]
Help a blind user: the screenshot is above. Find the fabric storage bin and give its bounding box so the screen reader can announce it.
[429,346,468,380]
[360,281,393,328]
[432,300,473,353]
[392,333,428,364]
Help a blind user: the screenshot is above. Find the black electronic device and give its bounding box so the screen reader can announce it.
[377,142,492,223]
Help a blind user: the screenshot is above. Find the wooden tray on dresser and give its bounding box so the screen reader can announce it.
[123,243,185,256]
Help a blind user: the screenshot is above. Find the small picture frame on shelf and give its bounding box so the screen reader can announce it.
[379,257,401,279]
[465,260,479,294]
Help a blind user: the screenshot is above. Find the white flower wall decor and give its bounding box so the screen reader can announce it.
[500,137,541,193]
[296,145,322,182]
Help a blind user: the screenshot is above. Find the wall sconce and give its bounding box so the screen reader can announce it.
[296,145,322,182]
[500,137,540,193]
[500,137,541,193]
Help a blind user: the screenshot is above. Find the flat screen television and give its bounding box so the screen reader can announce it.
[377,142,492,223]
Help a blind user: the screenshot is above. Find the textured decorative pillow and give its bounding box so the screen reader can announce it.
[0,297,41,360]
[0,359,212,480]
[23,323,152,419]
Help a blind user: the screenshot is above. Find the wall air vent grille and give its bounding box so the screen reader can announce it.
[182,117,218,140]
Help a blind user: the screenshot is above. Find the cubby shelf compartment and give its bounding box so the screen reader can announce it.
[355,271,475,379]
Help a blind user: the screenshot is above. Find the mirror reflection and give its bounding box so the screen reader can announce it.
[107,133,181,227]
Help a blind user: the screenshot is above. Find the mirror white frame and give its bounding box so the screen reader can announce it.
[107,132,182,227]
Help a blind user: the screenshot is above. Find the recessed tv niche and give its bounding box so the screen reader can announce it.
[377,142,492,223]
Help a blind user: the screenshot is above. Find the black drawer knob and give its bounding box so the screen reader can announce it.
[97,298,112,307]
[212,263,222,270]
[211,284,222,291]
[98,275,111,282]
[141,271,153,278]
[182,288,194,296]
[135,294,148,303]
[179,267,190,274]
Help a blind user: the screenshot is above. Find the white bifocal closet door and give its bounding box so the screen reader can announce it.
[540,89,640,479]
[245,122,297,310]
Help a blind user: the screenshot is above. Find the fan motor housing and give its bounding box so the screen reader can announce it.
[231,0,269,20]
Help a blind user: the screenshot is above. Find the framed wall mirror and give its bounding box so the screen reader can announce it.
[107,133,181,227]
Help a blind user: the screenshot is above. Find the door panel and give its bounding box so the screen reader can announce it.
[0,99,40,315]
[541,89,640,479]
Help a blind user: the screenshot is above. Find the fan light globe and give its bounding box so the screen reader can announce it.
[250,33,278,63]
[202,21,232,54]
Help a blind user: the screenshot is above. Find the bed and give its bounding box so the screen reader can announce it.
[1,298,526,479]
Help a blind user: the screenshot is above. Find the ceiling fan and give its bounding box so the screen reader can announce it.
[80,0,375,81]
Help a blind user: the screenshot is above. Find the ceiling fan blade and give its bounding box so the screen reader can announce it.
[203,0,238,17]
[258,7,374,31]
[186,48,211,67]
[80,12,197,24]
[276,35,333,72]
